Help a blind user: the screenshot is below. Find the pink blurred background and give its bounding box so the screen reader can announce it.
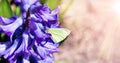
[55,0,120,63]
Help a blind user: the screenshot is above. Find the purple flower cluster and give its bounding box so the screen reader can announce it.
[0,0,60,63]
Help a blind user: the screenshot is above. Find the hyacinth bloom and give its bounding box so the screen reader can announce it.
[0,0,70,63]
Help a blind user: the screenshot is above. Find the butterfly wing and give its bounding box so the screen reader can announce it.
[47,28,70,43]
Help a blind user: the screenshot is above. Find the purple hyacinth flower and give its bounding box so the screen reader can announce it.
[30,3,60,28]
[0,1,60,63]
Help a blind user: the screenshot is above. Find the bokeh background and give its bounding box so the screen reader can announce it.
[55,0,120,63]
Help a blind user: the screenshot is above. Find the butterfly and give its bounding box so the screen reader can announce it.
[47,28,70,43]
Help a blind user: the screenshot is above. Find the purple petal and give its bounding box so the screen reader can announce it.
[30,22,49,41]
[37,55,54,63]
[0,17,23,41]
[48,20,60,28]
[23,58,30,63]
[29,21,37,30]
[29,49,38,57]
[22,32,29,52]
[0,17,15,25]
[35,42,46,59]
[15,0,38,6]
[51,7,60,15]
[44,43,59,53]
[40,7,60,21]
[0,17,22,35]
[45,56,54,63]
[37,46,46,59]
[30,4,57,21]
[30,4,60,28]
[0,42,10,56]
[15,0,39,12]
[0,44,6,52]
[3,39,19,59]
[14,31,29,55]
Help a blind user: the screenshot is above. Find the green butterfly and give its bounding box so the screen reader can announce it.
[47,28,70,43]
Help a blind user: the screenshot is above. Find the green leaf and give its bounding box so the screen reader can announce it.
[0,0,13,18]
[40,0,47,4]
[45,0,61,10]
[0,33,9,42]
[47,28,70,43]
[15,6,21,16]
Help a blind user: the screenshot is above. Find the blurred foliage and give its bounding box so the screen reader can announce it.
[40,0,47,4]
[45,0,61,10]
[0,33,10,42]
[15,6,21,16]
[0,0,13,18]
[40,0,60,10]
[59,0,73,21]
